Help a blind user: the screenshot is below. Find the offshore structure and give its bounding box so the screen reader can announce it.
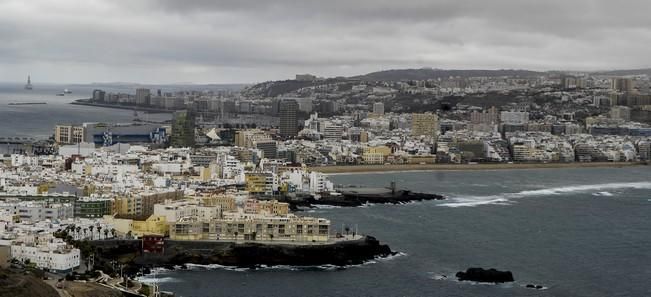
[24,75,33,90]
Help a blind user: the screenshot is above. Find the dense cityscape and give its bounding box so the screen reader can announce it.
[68,71,651,165]
[2,0,651,296]
[1,69,651,296]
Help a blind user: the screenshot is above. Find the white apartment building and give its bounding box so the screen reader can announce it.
[10,239,80,273]
[154,200,221,223]
[0,202,74,222]
[500,111,530,125]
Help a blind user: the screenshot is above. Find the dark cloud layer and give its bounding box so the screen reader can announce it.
[0,0,650,83]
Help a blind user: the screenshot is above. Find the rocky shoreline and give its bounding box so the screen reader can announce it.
[89,236,394,276]
[284,189,445,208]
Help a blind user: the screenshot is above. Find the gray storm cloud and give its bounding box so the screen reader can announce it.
[0,0,650,83]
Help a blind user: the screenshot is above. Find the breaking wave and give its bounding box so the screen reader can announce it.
[440,182,651,208]
[141,252,407,275]
[137,275,180,283]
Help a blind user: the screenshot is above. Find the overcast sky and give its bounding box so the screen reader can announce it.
[1,0,650,84]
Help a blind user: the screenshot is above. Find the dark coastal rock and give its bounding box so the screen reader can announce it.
[288,190,445,208]
[455,268,514,283]
[90,236,393,276]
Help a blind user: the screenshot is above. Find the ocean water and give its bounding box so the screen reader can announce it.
[0,82,242,139]
[0,83,174,139]
[154,167,651,297]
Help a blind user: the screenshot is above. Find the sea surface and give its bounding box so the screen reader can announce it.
[150,167,651,297]
[0,82,241,139]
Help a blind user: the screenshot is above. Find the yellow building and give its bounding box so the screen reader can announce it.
[412,113,439,138]
[258,200,290,216]
[359,131,369,143]
[362,146,391,164]
[103,215,169,238]
[132,215,169,237]
[245,172,273,194]
[114,190,183,217]
[235,129,272,148]
[170,213,330,243]
[200,193,237,212]
[54,125,85,144]
[198,166,212,182]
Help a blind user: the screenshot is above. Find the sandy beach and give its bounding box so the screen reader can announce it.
[308,162,648,174]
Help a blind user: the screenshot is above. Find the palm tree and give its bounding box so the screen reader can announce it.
[76,226,81,240]
[104,229,109,240]
[97,226,103,239]
[111,228,116,238]
[89,226,94,240]
[83,228,88,239]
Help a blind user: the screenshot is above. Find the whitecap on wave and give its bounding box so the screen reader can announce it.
[440,181,651,208]
[140,252,406,277]
[136,276,180,283]
[312,205,343,209]
[592,191,614,197]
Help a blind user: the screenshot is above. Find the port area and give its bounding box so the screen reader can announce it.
[8,102,47,105]
[71,99,173,113]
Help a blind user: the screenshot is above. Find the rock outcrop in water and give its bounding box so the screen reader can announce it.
[455,268,514,283]
[286,189,444,208]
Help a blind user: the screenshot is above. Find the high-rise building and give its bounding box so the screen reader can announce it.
[500,111,529,125]
[411,113,439,138]
[561,76,586,90]
[610,106,631,121]
[323,123,343,140]
[372,102,385,115]
[279,99,298,138]
[470,106,498,125]
[92,89,106,102]
[135,88,151,106]
[638,141,651,161]
[170,110,196,147]
[611,78,634,92]
[255,140,278,159]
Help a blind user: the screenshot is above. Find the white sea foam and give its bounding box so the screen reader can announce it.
[440,182,651,207]
[137,276,180,283]
[163,254,399,273]
[378,252,407,261]
[183,263,249,272]
[311,204,343,209]
[592,191,614,197]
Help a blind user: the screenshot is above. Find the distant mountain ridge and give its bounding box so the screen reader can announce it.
[351,68,545,81]
[592,68,651,76]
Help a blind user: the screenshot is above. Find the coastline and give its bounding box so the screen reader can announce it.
[309,162,648,174]
[88,236,393,274]
[70,99,174,113]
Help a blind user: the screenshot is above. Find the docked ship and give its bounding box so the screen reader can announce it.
[24,75,33,90]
